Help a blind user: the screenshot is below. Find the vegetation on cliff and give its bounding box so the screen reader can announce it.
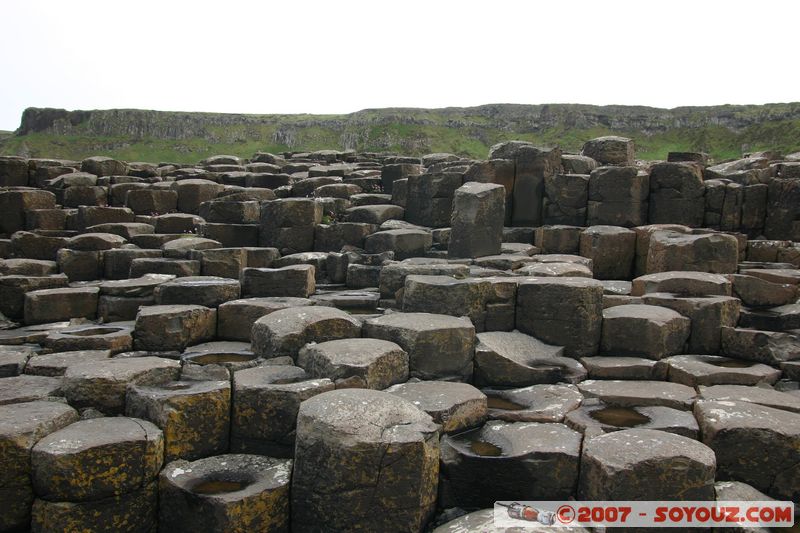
[2,103,799,163]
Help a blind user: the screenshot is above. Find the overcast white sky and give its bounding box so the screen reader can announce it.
[2,0,798,130]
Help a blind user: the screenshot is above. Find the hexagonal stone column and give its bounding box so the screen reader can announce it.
[126,380,231,462]
[251,306,361,360]
[0,401,79,532]
[601,304,690,359]
[364,312,475,380]
[439,421,581,508]
[231,366,334,457]
[297,338,408,389]
[292,389,439,532]
[578,428,716,501]
[695,400,800,501]
[578,379,696,410]
[516,278,604,357]
[159,454,292,533]
[134,304,217,351]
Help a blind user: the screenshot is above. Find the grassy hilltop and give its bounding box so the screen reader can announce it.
[2,103,799,164]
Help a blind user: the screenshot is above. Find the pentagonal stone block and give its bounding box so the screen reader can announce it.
[241,265,316,298]
[217,296,315,342]
[125,188,178,215]
[159,454,292,533]
[0,189,57,234]
[232,367,334,457]
[516,278,604,357]
[0,401,79,532]
[126,380,230,462]
[440,421,581,508]
[601,304,690,359]
[297,338,408,389]
[578,428,716,500]
[251,306,361,360]
[587,166,648,227]
[292,389,439,532]
[648,162,705,227]
[24,287,99,325]
[386,381,487,434]
[363,312,475,380]
[695,400,800,501]
[31,417,163,501]
[134,304,216,351]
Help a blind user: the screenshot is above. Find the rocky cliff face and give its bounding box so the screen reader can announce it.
[17,103,800,140]
[5,103,800,162]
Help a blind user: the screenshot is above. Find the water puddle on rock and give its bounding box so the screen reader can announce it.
[486,396,526,411]
[453,429,504,457]
[66,327,123,337]
[707,359,755,368]
[190,479,248,495]
[589,406,650,428]
[192,353,257,365]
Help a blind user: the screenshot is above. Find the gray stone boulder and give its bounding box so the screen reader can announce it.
[217,296,315,342]
[363,312,475,380]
